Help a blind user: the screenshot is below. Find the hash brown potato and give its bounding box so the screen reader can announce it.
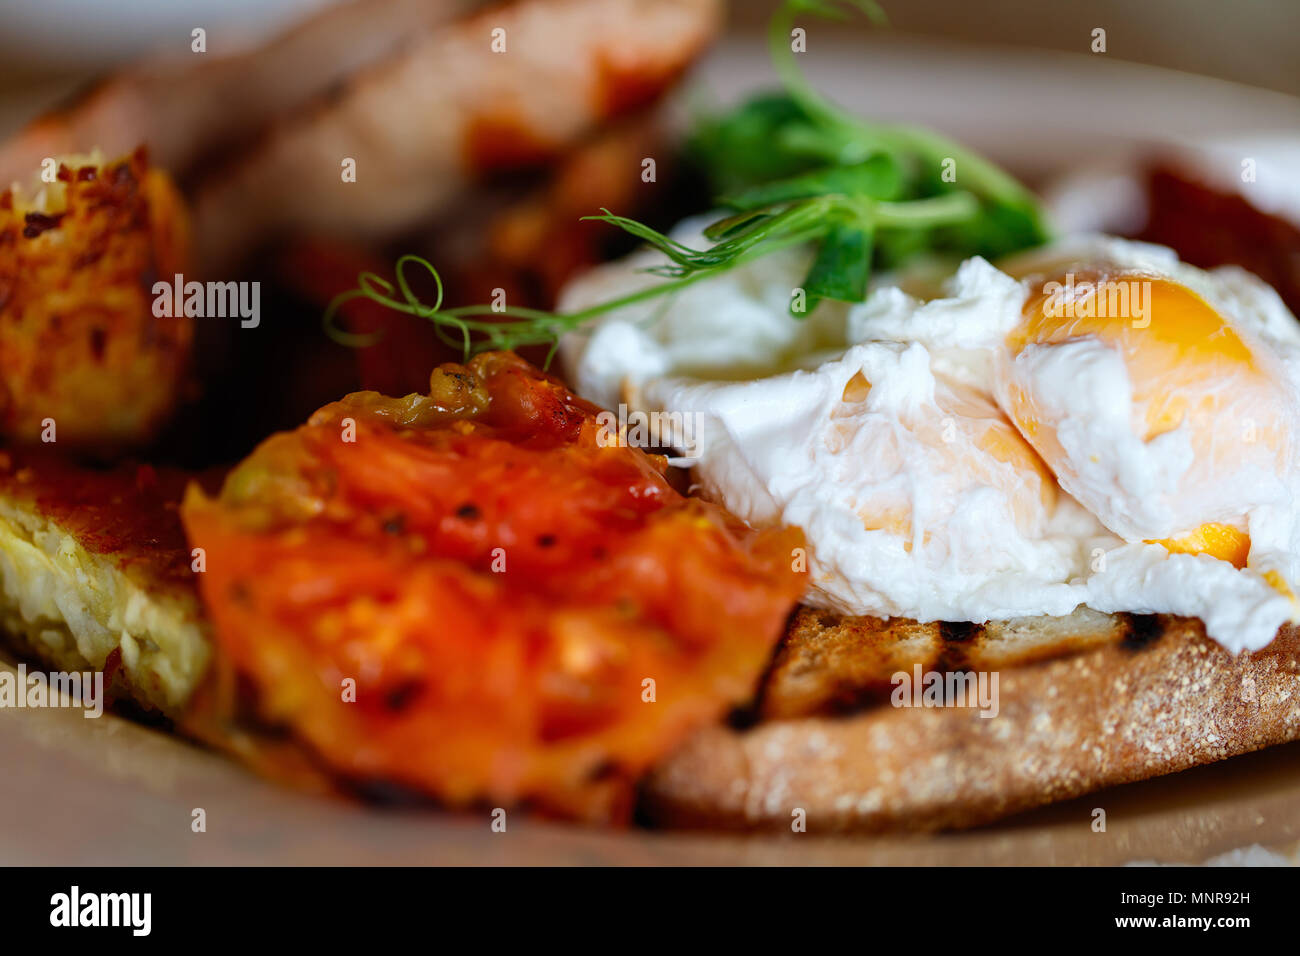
[0,447,210,715]
[0,149,192,447]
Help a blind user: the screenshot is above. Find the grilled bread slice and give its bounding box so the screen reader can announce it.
[642,606,1300,832]
[0,448,211,716]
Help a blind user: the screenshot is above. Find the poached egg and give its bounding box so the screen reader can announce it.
[560,223,1300,653]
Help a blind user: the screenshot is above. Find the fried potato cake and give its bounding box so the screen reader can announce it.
[0,447,211,716]
[0,149,192,447]
[181,351,805,822]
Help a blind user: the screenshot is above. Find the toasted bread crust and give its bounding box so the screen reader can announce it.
[642,608,1300,831]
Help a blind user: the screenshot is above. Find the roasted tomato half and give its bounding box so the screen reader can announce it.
[181,351,805,822]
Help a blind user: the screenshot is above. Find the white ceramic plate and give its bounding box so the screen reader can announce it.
[3,33,1300,867]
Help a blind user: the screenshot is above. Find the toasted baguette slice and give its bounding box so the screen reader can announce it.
[642,606,1300,832]
[0,448,211,715]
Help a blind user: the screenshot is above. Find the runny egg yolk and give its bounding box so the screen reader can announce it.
[1010,270,1261,441]
[1004,269,1286,566]
[837,372,1056,549]
[1151,522,1251,569]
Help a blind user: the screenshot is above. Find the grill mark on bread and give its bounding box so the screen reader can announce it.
[755,606,1139,721]
[936,620,983,674]
[758,610,944,720]
[940,620,982,643]
[1121,612,1164,651]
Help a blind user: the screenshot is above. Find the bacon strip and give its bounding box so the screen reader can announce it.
[191,0,722,269]
[0,0,467,188]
